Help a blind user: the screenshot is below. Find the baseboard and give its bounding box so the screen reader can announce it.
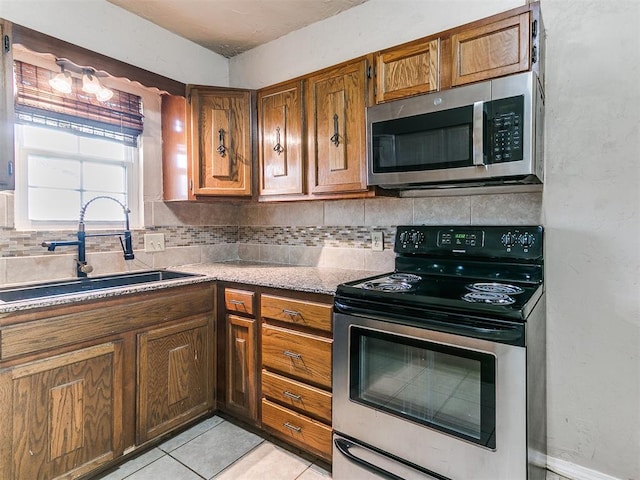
[547,456,622,480]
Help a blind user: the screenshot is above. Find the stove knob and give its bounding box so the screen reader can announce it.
[501,232,516,248]
[399,231,410,244]
[519,232,535,247]
[411,231,425,246]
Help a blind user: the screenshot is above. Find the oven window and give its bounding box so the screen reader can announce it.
[349,327,496,448]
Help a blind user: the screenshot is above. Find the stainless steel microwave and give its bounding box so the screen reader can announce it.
[366,71,544,189]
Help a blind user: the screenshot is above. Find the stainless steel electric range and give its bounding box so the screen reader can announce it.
[333,225,546,480]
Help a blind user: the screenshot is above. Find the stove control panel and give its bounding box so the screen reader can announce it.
[395,225,543,260]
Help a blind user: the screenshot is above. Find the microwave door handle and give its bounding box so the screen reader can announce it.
[473,101,485,166]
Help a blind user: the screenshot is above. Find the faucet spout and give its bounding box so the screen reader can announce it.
[42,196,135,278]
[41,240,81,251]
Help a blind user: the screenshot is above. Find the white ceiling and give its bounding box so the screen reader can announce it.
[106,0,369,58]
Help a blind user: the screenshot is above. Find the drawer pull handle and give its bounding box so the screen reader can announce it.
[283,350,302,359]
[229,300,245,305]
[282,309,301,318]
[284,422,302,432]
[283,391,302,401]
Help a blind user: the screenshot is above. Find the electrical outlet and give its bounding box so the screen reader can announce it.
[371,231,384,251]
[144,233,165,252]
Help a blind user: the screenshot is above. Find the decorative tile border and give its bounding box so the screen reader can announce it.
[0,225,397,258]
[238,226,397,249]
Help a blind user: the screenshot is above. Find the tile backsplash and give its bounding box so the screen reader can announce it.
[0,192,542,285]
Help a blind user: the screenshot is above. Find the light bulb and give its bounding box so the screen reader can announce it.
[82,72,102,94]
[95,87,114,102]
[49,71,72,94]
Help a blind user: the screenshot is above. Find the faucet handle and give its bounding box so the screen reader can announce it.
[77,261,94,274]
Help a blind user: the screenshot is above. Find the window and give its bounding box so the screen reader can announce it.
[13,57,147,230]
[15,124,137,223]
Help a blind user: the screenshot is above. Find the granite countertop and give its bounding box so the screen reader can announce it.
[0,262,384,315]
[177,262,382,295]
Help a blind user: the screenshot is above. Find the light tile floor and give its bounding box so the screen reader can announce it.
[96,415,570,480]
[95,416,330,480]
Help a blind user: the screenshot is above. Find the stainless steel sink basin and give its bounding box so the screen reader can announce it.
[0,270,202,303]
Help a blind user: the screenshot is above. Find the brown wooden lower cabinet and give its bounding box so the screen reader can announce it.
[262,324,332,389]
[0,342,124,480]
[0,282,216,480]
[259,289,334,462]
[261,398,332,460]
[262,369,331,423]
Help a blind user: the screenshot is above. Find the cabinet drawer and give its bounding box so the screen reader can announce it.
[261,294,332,332]
[262,369,332,423]
[225,288,255,316]
[262,324,332,389]
[262,398,332,460]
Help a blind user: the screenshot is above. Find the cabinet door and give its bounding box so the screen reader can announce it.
[376,39,439,103]
[450,11,531,86]
[258,81,304,197]
[226,314,258,422]
[189,87,252,196]
[0,342,124,480]
[162,94,192,201]
[0,20,15,190]
[137,315,214,443]
[306,59,368,194]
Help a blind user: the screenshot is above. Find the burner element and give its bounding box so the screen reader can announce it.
[389,273,422,283]
[362,281,414,292]
[466,282,524,295]
[462,291,516,305]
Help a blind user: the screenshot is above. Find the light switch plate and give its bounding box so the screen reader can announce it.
[371,231,384,251]
[144,233,165,252]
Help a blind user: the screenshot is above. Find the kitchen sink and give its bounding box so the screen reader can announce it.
[0,270,202,303]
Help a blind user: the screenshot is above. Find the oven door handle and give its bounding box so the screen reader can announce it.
[335,438,406,480]
[333,438,450,480]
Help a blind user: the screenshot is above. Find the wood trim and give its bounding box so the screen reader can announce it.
[0,20,15,190]
[10,22,185,96]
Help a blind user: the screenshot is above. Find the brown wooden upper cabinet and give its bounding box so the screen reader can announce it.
[188,87,253,197]
[257,81,304,198]
[449,11,532,87]
[306,58,369,195]
[372,3,542,100]
[375,39,439,103]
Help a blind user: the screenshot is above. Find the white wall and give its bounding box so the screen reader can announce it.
[0,0,229,86]
[230,1,640,479]
[230,0,523,88]
[541,1,640,479]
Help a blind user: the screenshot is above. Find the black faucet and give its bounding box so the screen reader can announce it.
[42,196,135,277]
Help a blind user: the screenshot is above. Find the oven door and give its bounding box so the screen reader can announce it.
[333,312,527,480]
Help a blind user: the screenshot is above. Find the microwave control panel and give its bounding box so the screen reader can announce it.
[486,95,524,164]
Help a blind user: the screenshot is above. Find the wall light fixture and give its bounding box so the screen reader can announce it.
[49,59,114,102]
